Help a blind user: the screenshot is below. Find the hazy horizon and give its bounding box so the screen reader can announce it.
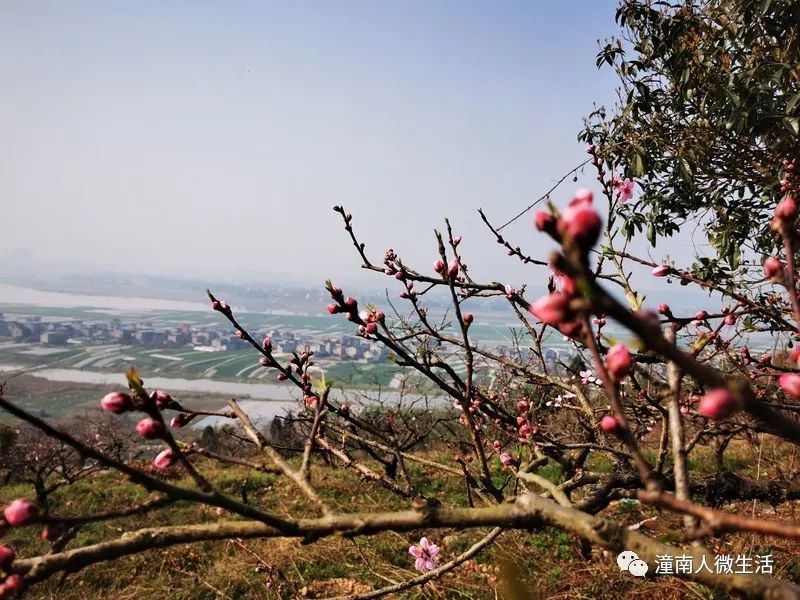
[1,1,717,301]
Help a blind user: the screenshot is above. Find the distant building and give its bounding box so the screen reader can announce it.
[40,331,68,345]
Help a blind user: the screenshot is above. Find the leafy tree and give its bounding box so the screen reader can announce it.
[583,0,800,277]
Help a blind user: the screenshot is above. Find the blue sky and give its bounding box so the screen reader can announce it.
[0,1,646,290]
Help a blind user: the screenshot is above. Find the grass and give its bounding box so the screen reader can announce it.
[2,439,798,599]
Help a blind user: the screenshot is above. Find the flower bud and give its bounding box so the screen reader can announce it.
[153,448,176,469]
[446,259,460,280]
[0,574,22,597]
[463,312,474,326]
[100,391,134,414]
[651,265,671,277]
[527,293,571,326]
[326,303,341,315]
[657,303,672,316]
[136,418,166,440]
[534,211,558,237]
[433,259,446,274]
[152,389,172,410]
[365,322,378,335]
[344,297,358,312]
[3,499,39,527]
[499,453,513,467]
[776,196,798,221]
[557,203,602,250]
[724,314,736,326]
[780,373,800,400]
[599,414,619,433]
[170,413,193,428]
[698,388,739,420]
[0,546,14,569]
[764,256,783,280]
[606,343,633,379]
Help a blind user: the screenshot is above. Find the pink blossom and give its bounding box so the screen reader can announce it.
[698,388,739,420]
[409,536,439,572]
[0,575,21,597]
[463,312,474,326]
[170,413,193,428]
[433,259,446,274]
[613,178,635,202]
[3,499,38,527]
[499,452,514,467]
[153,448,176,469]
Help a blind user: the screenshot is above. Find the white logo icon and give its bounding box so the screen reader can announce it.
[617,551,648,577]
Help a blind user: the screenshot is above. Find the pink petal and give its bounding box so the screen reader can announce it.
[428,545,440,557]
[424,560,437,571]
[415,557,426,571]
[419,537,430,550]
[409,546,421,558]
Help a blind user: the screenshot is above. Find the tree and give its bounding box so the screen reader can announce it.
[582,0,800,277]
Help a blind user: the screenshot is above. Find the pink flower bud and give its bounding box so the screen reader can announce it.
[152,389,172,409]
[326,303,341,315]
[365,322,378,335]
[651,265,672,277]
[0,574,22,596]
[211,300,221,311]
[557,203,602,250]
[764,256,783,280]
[499,452,513,466]
[259,356,270,367]
[680,405,689,415]
[780,373,800,399]
[344,297,358,311]
[599,414,619,433]
[277,373,288,381]
[153,448,176,469]
[447,259,460,280]
[534,211,557,236]
[136,418,166,440]
[0,546,14,569]
[492,440,502,450]
[433,259,446,273]
[453,235,462,246]
[3,499,38,526]
[100,391,133,414]
[463,312,474,326]
[516,400,529,412]
[170,413,193,428]
[698,388,739,420]
[695,310,708,322]
[776,196,798,221]
[518,424,532,438]
[262,336,272,351]
[657,303,671,316]
[606,343,633,379]
[527,293,571,326]
[724,314,736,326]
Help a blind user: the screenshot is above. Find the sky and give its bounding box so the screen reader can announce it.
[0,0,685,294]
